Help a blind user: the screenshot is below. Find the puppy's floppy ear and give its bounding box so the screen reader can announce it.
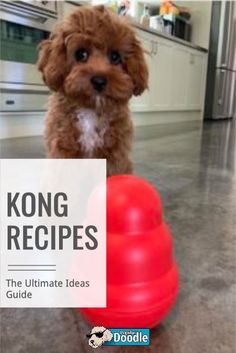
[37,34,67,91]
[125,38,148,96]
[103,330,113,342]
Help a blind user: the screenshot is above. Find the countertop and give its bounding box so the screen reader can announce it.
[132,21,208,53]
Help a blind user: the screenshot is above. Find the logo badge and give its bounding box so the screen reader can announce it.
[86,326,113,348]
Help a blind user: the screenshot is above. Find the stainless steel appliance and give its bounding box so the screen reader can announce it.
[204,1,236,120]
[0,0,57,112]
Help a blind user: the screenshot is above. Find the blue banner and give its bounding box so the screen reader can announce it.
[103,328,150,346]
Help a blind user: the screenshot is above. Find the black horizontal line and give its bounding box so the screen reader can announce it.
[8,265,56,267]
[8,269,56,271]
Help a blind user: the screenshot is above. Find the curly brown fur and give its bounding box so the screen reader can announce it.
[37,5,148,176]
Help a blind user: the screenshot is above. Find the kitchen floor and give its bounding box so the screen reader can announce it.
[1,120,235,353]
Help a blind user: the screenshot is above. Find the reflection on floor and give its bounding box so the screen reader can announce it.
[1,120,236,353]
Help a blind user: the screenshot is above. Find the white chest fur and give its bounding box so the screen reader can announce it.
[76,108,107,156]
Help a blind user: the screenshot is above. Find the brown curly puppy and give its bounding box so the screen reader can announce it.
[37,5,148,176]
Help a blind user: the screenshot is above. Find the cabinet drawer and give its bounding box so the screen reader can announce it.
[1,92,48,111]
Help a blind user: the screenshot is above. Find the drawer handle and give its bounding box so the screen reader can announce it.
[5,100,15,105]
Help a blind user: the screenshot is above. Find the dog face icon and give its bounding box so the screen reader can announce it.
[86,326,113,348]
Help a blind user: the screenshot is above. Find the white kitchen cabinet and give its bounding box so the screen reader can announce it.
[171,48,207,110]
[186,52,207,109]
[151,40,173,110]
[131,28,207,113]
[131,29,173,112]
[170,46,189,109]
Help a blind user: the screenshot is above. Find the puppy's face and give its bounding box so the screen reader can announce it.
[37,6,148,108]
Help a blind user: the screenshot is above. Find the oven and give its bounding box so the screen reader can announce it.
[0,0,57,112]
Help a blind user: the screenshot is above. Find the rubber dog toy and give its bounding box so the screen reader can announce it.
[79,175,179,328]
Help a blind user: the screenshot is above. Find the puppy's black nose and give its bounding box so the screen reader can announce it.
[91,76,107,92]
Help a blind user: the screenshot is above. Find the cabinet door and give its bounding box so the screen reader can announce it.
[170,46,189,109]
[187,52,206,109]
[130,33,152,112]
[131,33,173,112]
[150,40,173,110]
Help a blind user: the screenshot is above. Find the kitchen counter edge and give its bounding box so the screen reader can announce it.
[132,22,208,53]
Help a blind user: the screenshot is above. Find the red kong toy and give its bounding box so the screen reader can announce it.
[79,175,179,328]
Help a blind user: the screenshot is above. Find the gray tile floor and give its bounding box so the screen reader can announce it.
[1,120,236,353]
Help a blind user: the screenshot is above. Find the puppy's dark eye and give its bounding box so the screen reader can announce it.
[75,48,89,62]
[109,51,122,65]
